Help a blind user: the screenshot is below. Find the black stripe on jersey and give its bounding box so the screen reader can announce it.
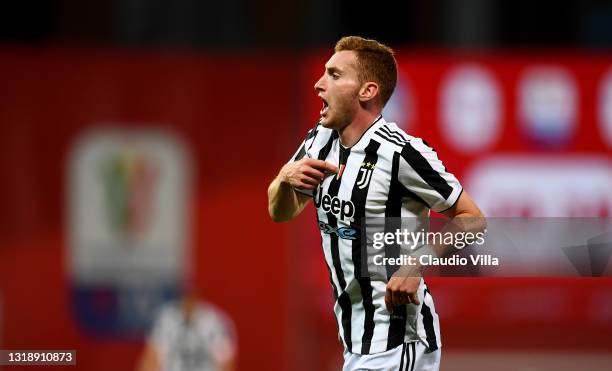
[421,289,439,351]
[385,152,409,350]
[380,125,408,144]
[316,132,340,300]
[293,126,320,161]
[318,130,337,161]
[349,139,380,354]
[385,152,402,278]
[293,144,306,161]
[404,342,411,371]
[400,143,453,200]
[374,130,405,147]
[398,342,407,370]
[439,188,463,213]
[323,138,352,351]
[307,126,318,140]
[387,149,430,209]
[409,342,416,371]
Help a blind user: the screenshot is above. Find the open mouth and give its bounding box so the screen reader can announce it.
[320,98,329,116]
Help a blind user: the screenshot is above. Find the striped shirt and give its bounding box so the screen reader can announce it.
[150,301,237,371]
[290,116,462,355]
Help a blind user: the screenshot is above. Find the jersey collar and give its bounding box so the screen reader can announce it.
[341,115,385,152]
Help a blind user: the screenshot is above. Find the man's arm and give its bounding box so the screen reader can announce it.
[441,190,485,220]
[385,191,486,310]
[435,190,487,256]
[267,158,337,222]
[267,175,311,222]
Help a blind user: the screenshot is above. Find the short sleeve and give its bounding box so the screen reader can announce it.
[287,124,320,198]
[288,125,318,163]
[397,138,463,213]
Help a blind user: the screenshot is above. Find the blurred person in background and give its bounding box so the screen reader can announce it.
[137,286,237,371]
[268,36,485,371]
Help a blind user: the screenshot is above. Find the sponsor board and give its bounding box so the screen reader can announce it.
[67,127,191,336]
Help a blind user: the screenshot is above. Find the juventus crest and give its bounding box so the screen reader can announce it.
[356,162,375,189]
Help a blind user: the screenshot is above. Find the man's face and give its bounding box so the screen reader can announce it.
[314,50,362,130]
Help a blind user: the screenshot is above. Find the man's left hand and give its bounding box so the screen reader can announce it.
[385,271,421,313]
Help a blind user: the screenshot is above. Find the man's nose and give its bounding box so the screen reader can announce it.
[314,76,325,91]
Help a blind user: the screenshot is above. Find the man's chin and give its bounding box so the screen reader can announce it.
[319,116,335,128]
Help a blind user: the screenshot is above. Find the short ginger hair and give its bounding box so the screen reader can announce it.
[334,36,397,106]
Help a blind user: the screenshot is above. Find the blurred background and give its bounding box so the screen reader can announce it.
[0,0,611,370]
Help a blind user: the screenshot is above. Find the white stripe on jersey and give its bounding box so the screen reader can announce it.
[288,116,458,354]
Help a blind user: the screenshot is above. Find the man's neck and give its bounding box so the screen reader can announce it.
[337,110,381,147]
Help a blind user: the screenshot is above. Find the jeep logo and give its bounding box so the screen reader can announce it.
[314,192,355,222]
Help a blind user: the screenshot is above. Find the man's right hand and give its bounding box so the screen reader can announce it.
[278,158,338,190]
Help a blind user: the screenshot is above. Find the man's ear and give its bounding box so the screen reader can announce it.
[358,82,379,103]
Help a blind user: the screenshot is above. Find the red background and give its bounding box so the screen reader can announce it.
[0,47,610,370]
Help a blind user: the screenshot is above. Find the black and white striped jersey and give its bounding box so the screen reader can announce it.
[289,116,462,355]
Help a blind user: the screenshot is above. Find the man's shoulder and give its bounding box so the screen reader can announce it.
[372,120,419,152]
[307,124,336,150]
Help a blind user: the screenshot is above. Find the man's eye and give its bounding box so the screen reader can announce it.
[332,73,340,80]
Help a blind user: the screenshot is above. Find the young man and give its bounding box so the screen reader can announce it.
[268,36,485,371]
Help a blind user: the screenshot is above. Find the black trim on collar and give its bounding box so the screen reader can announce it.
[339,115,383,150]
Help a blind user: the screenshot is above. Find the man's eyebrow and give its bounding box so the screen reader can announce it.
[326,66,342,74]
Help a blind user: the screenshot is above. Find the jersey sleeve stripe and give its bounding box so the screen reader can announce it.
[438,188,464,213]
[380,125,409,143]
[400,143,454,200]
[374,130,406,147]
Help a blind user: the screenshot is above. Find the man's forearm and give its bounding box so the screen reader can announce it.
[267,176,303,222]
[395,213,487,278]
[429,213,487,258]
[268,158,336,222]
